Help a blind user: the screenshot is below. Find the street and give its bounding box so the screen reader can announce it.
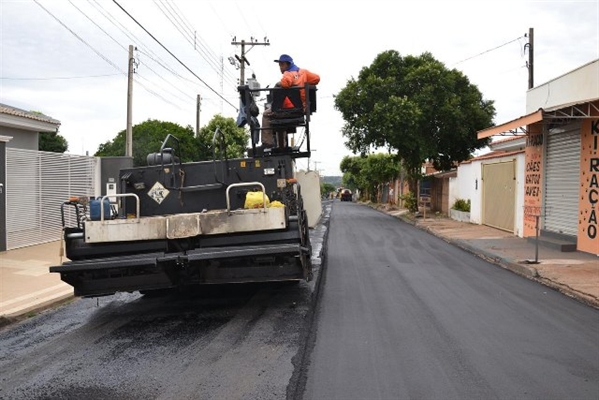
[1,200,598,400]
[301,201,599,399]
[0,282,314,400]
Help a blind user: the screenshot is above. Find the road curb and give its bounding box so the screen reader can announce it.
[288,202,331,399]
[0,293,76,329]
[390,213,599,310]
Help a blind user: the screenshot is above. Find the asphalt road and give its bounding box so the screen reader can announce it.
[0,283,315,400]
[0,203,331,400]
[301,201,599,400]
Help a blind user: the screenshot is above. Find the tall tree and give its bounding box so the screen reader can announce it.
[197,114,249,161]
[340,153,400,201]
[95,119,198,166]
[94,116,248,167]
[39,131,68,153]
[340,155,367,192]
[335,50,495,192]
[320,182,336,198]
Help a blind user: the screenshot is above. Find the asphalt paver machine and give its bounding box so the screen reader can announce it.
[50,83,318,297]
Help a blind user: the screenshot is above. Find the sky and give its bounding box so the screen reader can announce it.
[1,0,598,176]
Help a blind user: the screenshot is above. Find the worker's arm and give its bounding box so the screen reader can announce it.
[280,71,295,88]
[305,70,320,85]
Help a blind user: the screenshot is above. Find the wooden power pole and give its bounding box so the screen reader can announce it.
[126,45,134,157]
[527,28,534,89]
[230,37,270,85]
[196,94,201,137]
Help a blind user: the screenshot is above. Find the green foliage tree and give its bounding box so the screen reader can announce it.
[340,155,366,193]
[320,182,336,198]
[95,119,198,166]
[39,131,68,153]
[94,116,248,167]
[196,114,249,160]
[340,153,400,201]
[335,50,495,192]
[29,110,68,153]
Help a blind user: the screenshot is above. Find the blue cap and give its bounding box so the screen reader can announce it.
[274,54,293,63]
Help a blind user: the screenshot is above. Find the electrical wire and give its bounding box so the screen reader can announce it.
[1,74,121,80]
[33,0,189,109]
[88,0,205,95]
[452,35,525,66]
[69,0,195,103]
[167,0,238,86]
[112,0,238,111]
[89,0,168,70]
[34,0,125,74]
[154,0,238,88]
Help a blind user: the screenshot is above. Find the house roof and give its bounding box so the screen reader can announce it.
[477,110,543,139]
[477,98,599,139]
[490,135,526,145]
[0,103,61,134]
[427,169,457,178]
[460,149,525,164]
[0,104,61,125]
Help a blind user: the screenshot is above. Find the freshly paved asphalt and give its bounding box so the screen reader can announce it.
[302,201,599,400]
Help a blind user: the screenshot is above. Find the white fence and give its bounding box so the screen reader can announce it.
[6,149,98,249]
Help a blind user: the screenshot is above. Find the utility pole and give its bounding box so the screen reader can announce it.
[126,45,134,157]
[196,94,201,138]
[230,37,270,85]
[526,27,534,89]
[313,161,320,174]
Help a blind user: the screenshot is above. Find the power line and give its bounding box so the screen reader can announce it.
[112,0,237,111]
[34,0,189,109]
[135,48,201,86]
[69,0,195,103]
[133,76,181,108]
[154,0,237,88]
[1,73,121,80]
[167,0,235,85]
[34,0,125,74]
[153,1,221,75]
[452,35,525,66]
[89,0,168,69]
[234,1,253,36]
[88,0,204,96]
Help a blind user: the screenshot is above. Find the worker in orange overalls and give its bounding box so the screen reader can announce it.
[261,54,320,148]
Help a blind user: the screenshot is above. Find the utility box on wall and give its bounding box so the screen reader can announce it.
[100,157,133,212]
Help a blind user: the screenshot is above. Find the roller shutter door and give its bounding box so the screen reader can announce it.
[544,123,580,237]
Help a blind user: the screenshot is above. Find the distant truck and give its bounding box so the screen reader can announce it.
[340,189,353,202]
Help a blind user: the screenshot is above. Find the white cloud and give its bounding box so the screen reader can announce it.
[1,0,598,176]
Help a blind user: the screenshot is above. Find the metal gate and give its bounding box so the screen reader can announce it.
[482,160,516,232]
[544,123,581,237]
[6,149,98,249]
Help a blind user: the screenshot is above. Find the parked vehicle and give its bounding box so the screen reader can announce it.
[340,189,352,202]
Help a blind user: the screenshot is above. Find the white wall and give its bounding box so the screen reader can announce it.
[514,153,525,237]
[467,163,483,224]
[0,127,38,150]
[295,170,322,228]
[448,176,458,209]
[453,162,478,223]
[527,59,599,112]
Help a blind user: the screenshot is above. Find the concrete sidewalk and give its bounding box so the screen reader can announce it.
[0,241,73,325]
[1,205,597,326]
